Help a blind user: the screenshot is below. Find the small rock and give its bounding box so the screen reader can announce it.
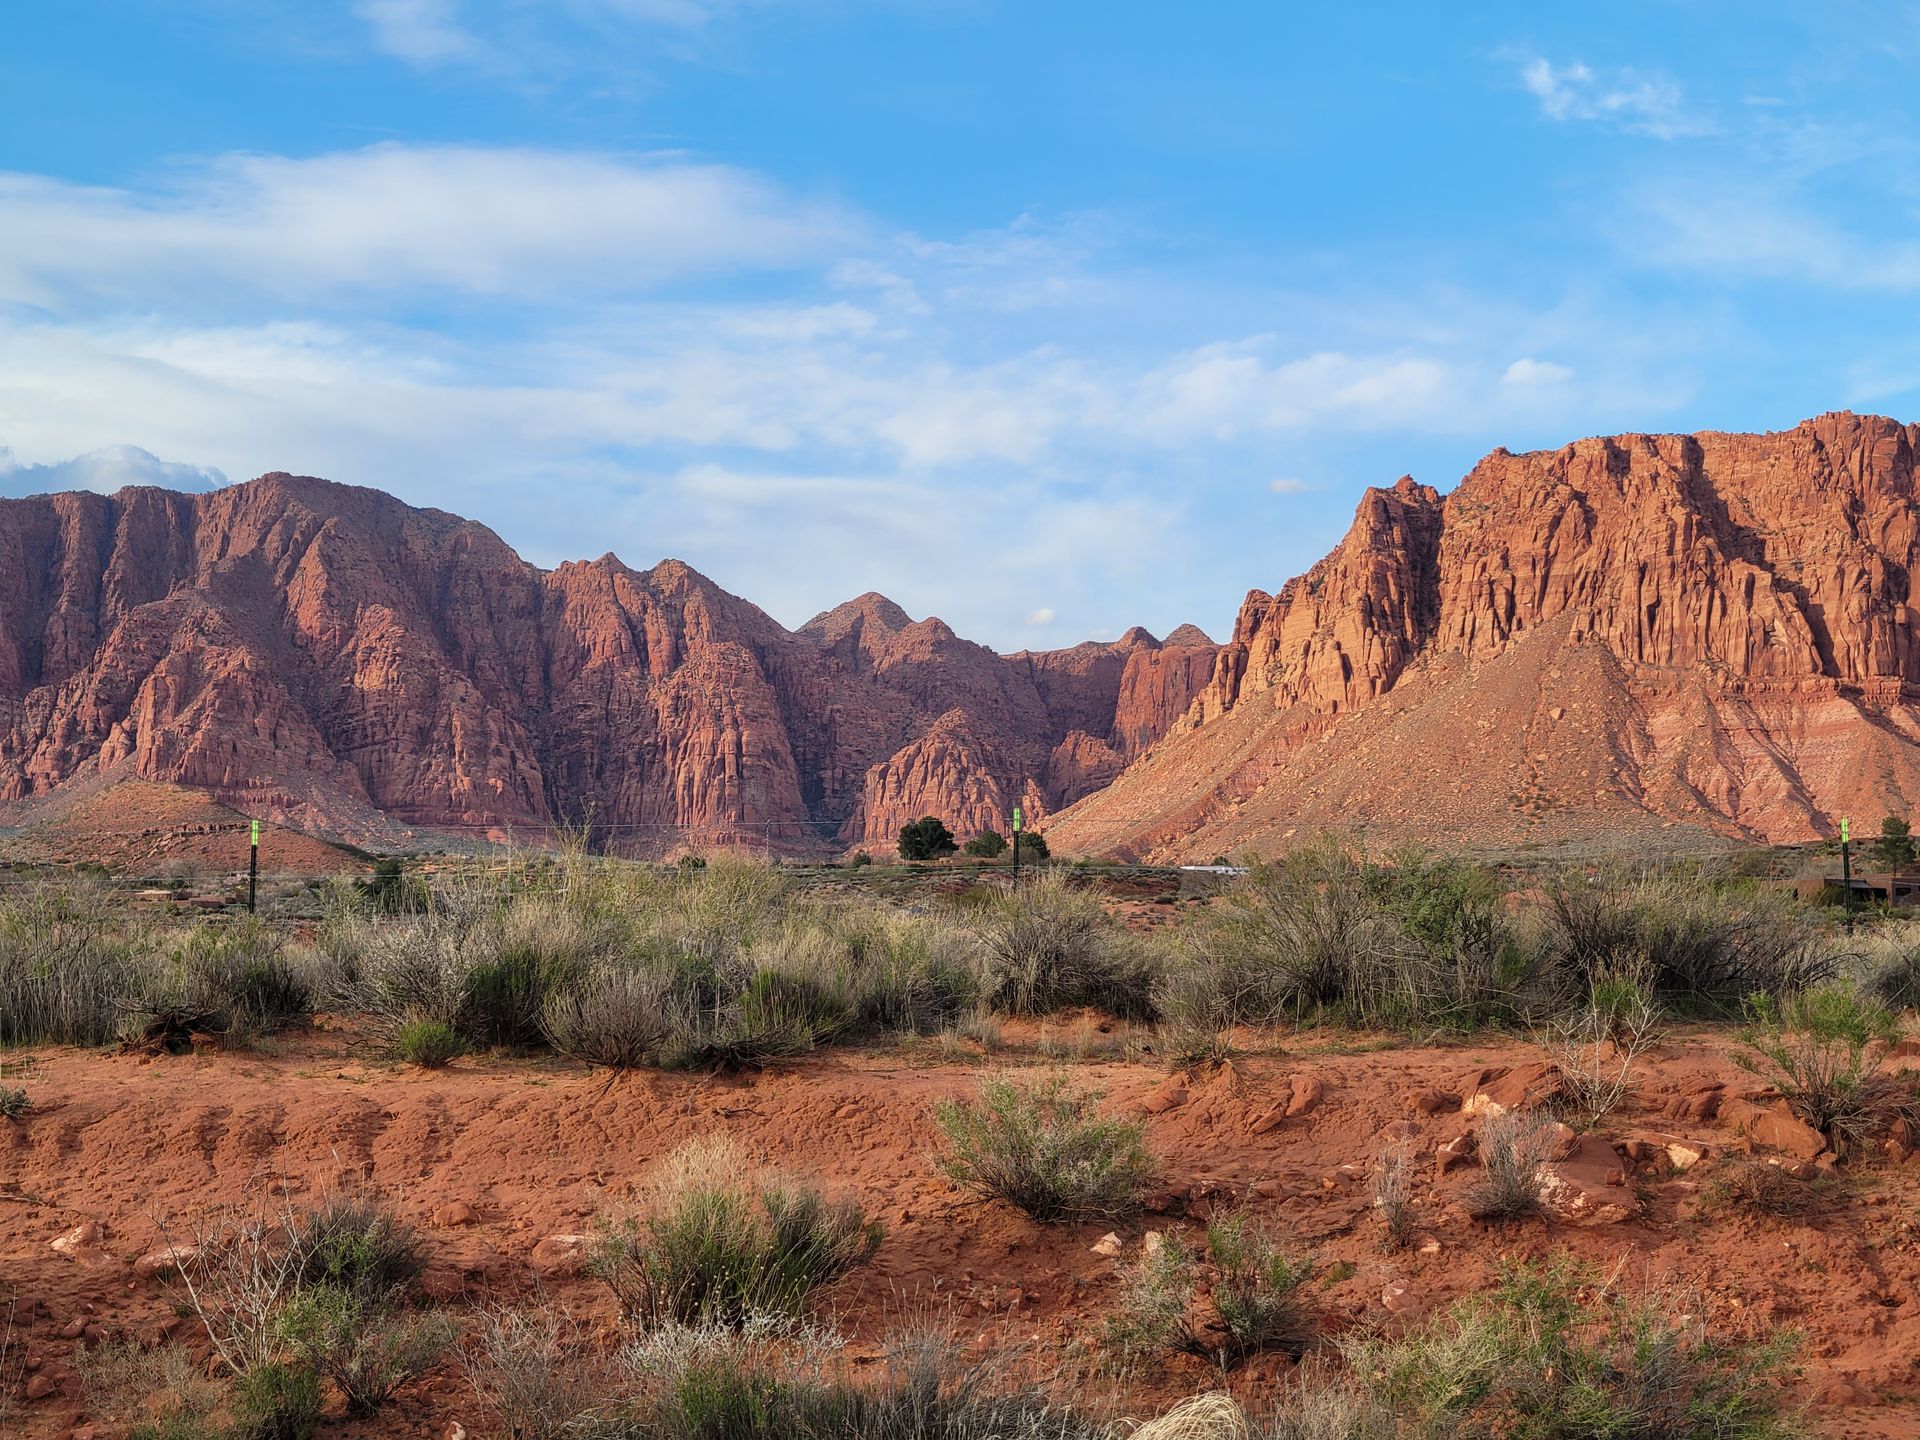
[432,1202,478,1228]
[1410,1088,1457,1117]
[1285,1074,1325,1118]
[1380,1281,1416,1314]
[1720,1097,1825,1160]
[1089,1233,1124,1258]
[133,1245,197,1281]
[1436,1132,1477,1175]
[1141,1084,1187,1116]
[1142,1231,1164,1255]
[1666,1141,1706,1172]
[530,1234,591,1276]
[442,1424,469,1440]
[1416,1236,1442,1255]
[49,1222,101,1257]
[1247,1105,1285,1136]
[24,1371,55,1401]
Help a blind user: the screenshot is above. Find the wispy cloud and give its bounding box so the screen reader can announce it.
[0,443,226,499]
[1503,357,1573,385]
[0,146,855,306]
[356,0,485,66]
[1515,55,1710,140]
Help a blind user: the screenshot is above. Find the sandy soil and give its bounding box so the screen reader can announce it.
[1,1022,1916,1437]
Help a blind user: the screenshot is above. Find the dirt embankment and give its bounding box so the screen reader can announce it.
[1,1024,1916,1437]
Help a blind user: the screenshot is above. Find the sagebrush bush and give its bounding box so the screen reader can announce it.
[0,876,142,1046]
[591,1139,881,1330]
[974,870,1154,1019]
[1173,842,1539,1033]
[1704,1158,1829,1219]
[120,920,314,1050]
[467,1305,618,1440]
[934,1072,1156,1222]
[1542,866,1828,1011]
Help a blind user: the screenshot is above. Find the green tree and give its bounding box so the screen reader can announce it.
[1017,831,1050,862]
[898,816,958,862]
[1873,816,1916,869]
[965,829,1008,858]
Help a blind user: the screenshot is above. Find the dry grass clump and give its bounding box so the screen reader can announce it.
[934,1072,1157,1223]
[1704,1158,1830,1219]
[1464,1110,1555,1222]
[1539,968,1664,1124]
[1372,1138,1416,1249]
[589,1138,881,1330]
[975,870,1155,1020]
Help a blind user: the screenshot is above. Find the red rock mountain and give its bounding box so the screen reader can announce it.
[0,474,1215,855]
[1053,412,1920,859]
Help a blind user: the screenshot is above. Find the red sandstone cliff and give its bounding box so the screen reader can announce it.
[1052,412,1920,859]
[0,475,1215,854]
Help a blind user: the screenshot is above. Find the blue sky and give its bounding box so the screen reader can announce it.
[3,3,1918,648]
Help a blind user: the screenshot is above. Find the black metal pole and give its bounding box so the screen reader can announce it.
[248,818,259,915]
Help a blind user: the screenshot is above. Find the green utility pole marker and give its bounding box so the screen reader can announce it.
[251,819,261,847]
[1841,817,1850,844]
[1011,806,1022,833]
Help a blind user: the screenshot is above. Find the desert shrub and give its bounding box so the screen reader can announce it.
[0,876,142,1045]
[278,1286,456,1416]
[933,1072,1156,1222]
[295,1190,425,1306]
[1337,1261,1800,1439]
[1373,1138,1416,1249]
[974,870,1154,1019]
[0,1087,28,1121]
[232,1359,324,1440]
[1177,841,1538,1033]
[899,816,958,862]
[1019,831,1051,862]
[464,898,604,1047]
[1738,983,1914,1155]
[120,919,316,1050]
[79,1339,226,1440]
[1541,866,1828,1011]
[1539,969,1663,1123]
[850,851,873,869]
[1464,1110,1554,1221]
[1112,1216,1317,1368]
[395,1016,465,1067]
[1704,1158,1829,1219]
[467,1305,619,1440]
[591,1139,881,1330]
[966,830,1009,859]
[545,967,674,1068]
[1860,927,1920,1012]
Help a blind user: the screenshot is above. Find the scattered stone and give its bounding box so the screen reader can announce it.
[1089,1233,1124,1258]
[530,1234,591,1276]
[1719,1097,1825,1160]
[1416,1236,1442,1255]
[1247,1105,1285,1136]
[1285,1074,1325,1118]
[24,1372,54,1401]
[1380,1281,1417,1314]
[1410,1088,1458,1117]
[1665,1140,1707,1172]
[1538,1136,1641,1226]
[1436,1132,1477,1175]
[1460,1061,1565,1117]
[432,1202,478,1228]
[1141,1083,1187,1116]
[49,1222,101,1257]
[1668,1085,1724,1122]
[132,1245,197,1281]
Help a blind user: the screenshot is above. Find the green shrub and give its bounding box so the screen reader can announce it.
[545,968,673,1068]
[933,1073,1156,1223]
[965,830,1008,859]
[1017,832,1050,862]
[0,1086,29,1120]
[232,1360,323,1440]
[850,851,873,869]
[395,1018,464,1068]
[79,1339,226,1440]
[974,870,1153,1019]
[1738,983,1913,1155]
[356,857,429,915]
[1111,1215,1317,1368]
[296,1190,426,1307]
[1542,867,1827,1011]
[591,1139,881,1329]
[0,876,141,1046]
[278,1285,455,1416]
[119,921,313,1050]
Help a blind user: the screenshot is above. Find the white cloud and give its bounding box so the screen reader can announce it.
[1503,357,1573,386]
[0,146,855,305]
[356,0,484,65]
[1516,56,1709,140]
[1025,607,1056,625]
[1269,477,1312,494]
[0,443,227,499]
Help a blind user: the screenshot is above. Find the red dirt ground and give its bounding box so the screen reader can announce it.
[1,1022,1916,1437]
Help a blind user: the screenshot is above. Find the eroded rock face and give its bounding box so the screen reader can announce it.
[0,474,1216,854]
[1052,412,1920,858]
